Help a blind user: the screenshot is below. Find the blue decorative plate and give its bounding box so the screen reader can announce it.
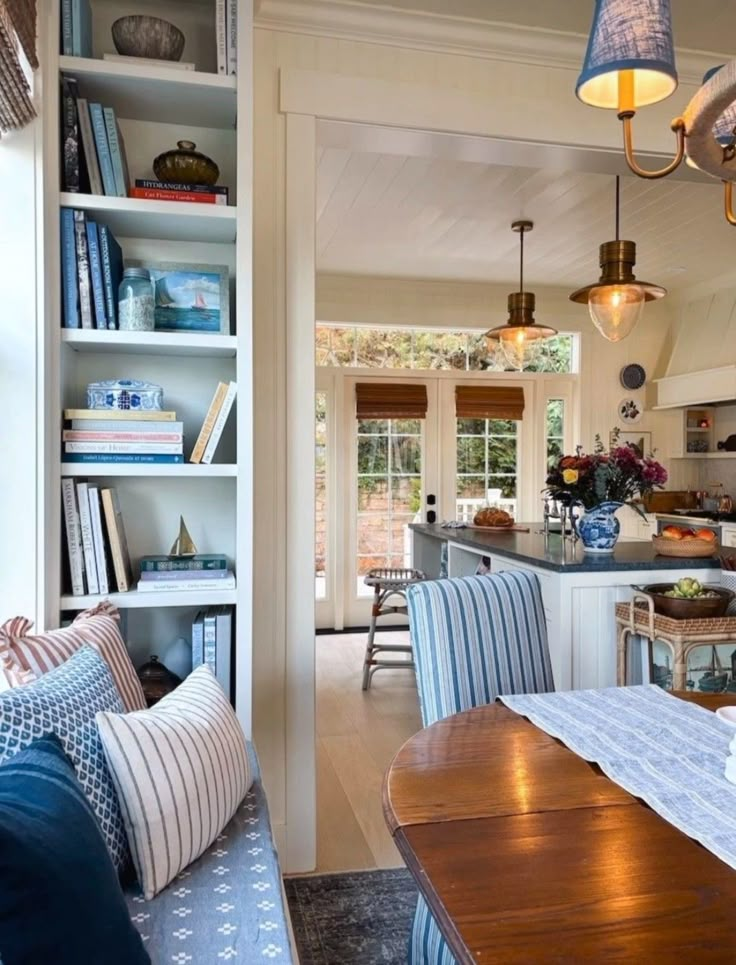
[87,379,163,411]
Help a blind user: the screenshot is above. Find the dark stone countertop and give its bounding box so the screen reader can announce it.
[410,524,721,574]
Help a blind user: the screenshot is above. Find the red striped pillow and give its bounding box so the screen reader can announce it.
[0,603,146,712]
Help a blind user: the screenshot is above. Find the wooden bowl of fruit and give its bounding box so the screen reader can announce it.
[652,524,719,558]
[640,579,734,619]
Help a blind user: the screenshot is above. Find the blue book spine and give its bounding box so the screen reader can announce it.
[61,0,73,55]
[78,0,93,58]
[98,225,121,329]
[103,108,126,198]
[85,220,107,330]
[62,453,185,464]
[89,104,116,196]
[71,0,81,56]
[192,612,204,669]
[60,209,80,329]
[73,210,93,329]
[203,610,217,674]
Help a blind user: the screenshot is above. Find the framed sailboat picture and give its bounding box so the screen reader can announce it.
[131,261,230,334]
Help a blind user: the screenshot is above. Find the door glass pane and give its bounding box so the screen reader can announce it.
[455,416,518,521]
[356,418,421,595]
[315,392,327,601]
[546,399,565,470]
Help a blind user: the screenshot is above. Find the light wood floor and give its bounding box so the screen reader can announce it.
[316,631,422,873]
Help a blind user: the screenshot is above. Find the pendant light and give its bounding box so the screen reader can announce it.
[569,177,665,343]
[485,221,557,371]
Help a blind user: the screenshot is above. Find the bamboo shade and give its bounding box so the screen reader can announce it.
[0,0,37,136]
[356,383,428,419]
[455,385,525,420]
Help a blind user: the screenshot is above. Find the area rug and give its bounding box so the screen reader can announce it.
[285,869,418,964]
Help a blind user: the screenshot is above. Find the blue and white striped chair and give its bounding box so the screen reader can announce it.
[405,570,555,965]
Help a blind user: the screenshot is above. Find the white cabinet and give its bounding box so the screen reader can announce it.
[722,525,736,549]
[617,508,656,542]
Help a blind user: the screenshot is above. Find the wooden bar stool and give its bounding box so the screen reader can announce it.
[362,567,426,690]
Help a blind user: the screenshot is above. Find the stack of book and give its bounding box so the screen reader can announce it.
[61,76,130,198]
[129,179,229,206]
[193,605,233,698]
[217,0,238,76]
[62,480,132,596]
[61,208,123,329]
[190,382,237,464]
[62,409,184,465]
[60,0,92,57]
[138,555,235,593]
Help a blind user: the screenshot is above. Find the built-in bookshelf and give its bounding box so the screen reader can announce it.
[39,1,253,730]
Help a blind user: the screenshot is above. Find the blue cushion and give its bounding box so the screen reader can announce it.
[0,735,150,965]
[0,645,129,870]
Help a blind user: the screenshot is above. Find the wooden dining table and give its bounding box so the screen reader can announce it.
[383,692,736,964]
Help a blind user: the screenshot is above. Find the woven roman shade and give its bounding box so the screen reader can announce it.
[355,383,428,419]
[0,0,37,135]
[455,385,525,420]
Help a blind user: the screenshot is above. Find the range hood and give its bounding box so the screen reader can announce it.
[654,365,736,409]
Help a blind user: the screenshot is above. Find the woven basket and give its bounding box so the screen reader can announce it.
[651,535,719,558]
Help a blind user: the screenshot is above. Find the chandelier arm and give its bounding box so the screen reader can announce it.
[618,113,686,180]
[724,181,736,227]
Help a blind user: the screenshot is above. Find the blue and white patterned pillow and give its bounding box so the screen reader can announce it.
[0,645,129,870]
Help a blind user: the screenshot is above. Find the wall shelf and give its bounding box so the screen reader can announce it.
[61,463,238,477]
[59,56,237,128]
[59,193,237,243]
[60,588,237,610]
[62,329,238,358]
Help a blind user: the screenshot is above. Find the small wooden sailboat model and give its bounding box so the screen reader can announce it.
[169,516,198,558]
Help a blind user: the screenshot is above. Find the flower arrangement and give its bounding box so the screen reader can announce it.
[545,428,667,514]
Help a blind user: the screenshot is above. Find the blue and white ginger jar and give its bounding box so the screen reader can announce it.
[576,501,623,554]
[87,379,163,411]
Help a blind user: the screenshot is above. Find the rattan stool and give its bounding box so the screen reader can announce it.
[361,567,426,690]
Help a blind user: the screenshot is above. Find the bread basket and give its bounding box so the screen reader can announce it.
[651,534,719,558]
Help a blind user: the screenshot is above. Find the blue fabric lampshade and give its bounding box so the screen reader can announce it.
[703,65,736,146]
[577,0,678,110]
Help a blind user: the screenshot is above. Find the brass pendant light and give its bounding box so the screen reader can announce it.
[569,177,665,343]
[485,220,557,371]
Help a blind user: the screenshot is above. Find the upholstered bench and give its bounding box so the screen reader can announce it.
[125,749,293,964]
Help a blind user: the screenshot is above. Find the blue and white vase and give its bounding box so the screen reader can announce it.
[576,501,623,554]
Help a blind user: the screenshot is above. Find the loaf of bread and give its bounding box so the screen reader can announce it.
[473,507,514,528]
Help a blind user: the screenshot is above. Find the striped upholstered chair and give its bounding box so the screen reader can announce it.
[405,570,555,965]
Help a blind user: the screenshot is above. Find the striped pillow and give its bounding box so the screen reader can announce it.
[96,666,252,900]
[0,603,146,712]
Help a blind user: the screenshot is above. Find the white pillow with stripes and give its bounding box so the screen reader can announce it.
[96,665,251,900]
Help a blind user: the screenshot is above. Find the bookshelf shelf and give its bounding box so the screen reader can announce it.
[61,463,238,477]
[60,588,238,610]
[58,56,237,129]
[62,329,238,358]
[60,192,238,243]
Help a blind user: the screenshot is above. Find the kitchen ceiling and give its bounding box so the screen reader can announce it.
[316,147,734,290]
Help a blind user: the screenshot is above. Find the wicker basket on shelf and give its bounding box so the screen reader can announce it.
[651,535,719,558]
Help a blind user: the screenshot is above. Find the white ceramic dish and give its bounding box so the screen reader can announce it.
[715,706,736,728]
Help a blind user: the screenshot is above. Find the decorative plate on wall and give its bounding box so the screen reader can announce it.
[620,364,646,390]
[618,397,643,424]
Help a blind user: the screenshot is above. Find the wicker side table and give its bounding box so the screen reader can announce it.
[615,592,736,691]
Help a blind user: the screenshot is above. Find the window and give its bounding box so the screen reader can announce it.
[316,325,575,374]
[456,418,518,521]
[546,398,566,470]
[315,392,327,600]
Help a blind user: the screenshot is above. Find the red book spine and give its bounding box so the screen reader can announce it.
[129,188,225,205]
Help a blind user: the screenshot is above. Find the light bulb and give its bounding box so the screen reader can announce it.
[496,327,543,371]
[588,284,645,342]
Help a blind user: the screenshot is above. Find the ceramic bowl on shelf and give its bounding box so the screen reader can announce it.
[111,15,185,61]
[87,379,163,411]
[153,141,219,186]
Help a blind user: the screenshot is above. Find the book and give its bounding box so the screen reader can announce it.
[214,604,232,697]
[64,430,183,443]
[190,382,228,464]
[136,574,235,593]
[98,225,123,329]
[76,98,103,196]
[65,408,177,421]
[76,482,99,595]
[191,611,205,669]
[73,210,93,329]
[135,180,229,197]
[87,485,109,595]
[202,381,237,464]
[139,568,232,582]
[128,188,227,205]
[140,554,228,572]
[60,76,83,193]
[89,103,116,197]
[226,0,237,76]
[103,107,128,198]
[102,53,196,70]
[85,220,108,329]
[203,607,217,670]
[64,441,183,454]
[101,488,132,592]
[61,0,73,56]
[71,0,93,58]
[216,0,227,75]
[60,208,80,329]
[61,478,85,596]
[63,453,184,464]
[70,419,183,433]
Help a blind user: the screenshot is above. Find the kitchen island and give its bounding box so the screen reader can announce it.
[410,523,721,691]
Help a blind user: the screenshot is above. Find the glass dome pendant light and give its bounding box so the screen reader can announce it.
[484,220,557,371]
[569,177,665,343]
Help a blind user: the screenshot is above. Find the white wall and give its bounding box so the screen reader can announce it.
[666,288,736,378]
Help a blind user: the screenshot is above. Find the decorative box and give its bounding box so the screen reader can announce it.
[86,379,163,411]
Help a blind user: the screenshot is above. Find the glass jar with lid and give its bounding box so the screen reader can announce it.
[118,267,155,331]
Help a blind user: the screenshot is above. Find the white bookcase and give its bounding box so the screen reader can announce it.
[38,1,253,732]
